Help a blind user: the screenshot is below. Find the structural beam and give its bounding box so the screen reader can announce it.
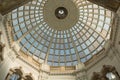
[87,0,120,12]
[68,30,81,63]
[16,21,44,43]
[0,0,32,15]
[44,31,55,64]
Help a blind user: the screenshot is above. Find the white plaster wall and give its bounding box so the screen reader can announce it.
[0,15,11,80]
[0,51,40,80]
[0,56,76,80]
[0,58,11,80]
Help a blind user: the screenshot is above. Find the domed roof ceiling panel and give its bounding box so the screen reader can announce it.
[11,0,113,66]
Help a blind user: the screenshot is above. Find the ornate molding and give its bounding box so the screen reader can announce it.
[3,15,12,48]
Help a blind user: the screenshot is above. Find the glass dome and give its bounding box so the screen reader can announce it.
[11,0,113,66]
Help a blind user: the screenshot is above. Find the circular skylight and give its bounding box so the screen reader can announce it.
[11,0,113,66]
[55,7,68,19]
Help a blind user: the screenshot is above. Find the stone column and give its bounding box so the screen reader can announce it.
[76,63,88,80]
[38,63,50,80]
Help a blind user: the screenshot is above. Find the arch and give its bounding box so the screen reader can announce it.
[5,67,35,80]
[14,69,23,76]
[5,67,23,80]
[24,75,33,80]
[23,73,34,80]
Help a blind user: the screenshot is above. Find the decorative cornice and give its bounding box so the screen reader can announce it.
[85,50,107,71]
[50,72,75,75]
[3,15,12,48]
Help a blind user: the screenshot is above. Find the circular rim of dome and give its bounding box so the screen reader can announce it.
[43,0,79,31]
